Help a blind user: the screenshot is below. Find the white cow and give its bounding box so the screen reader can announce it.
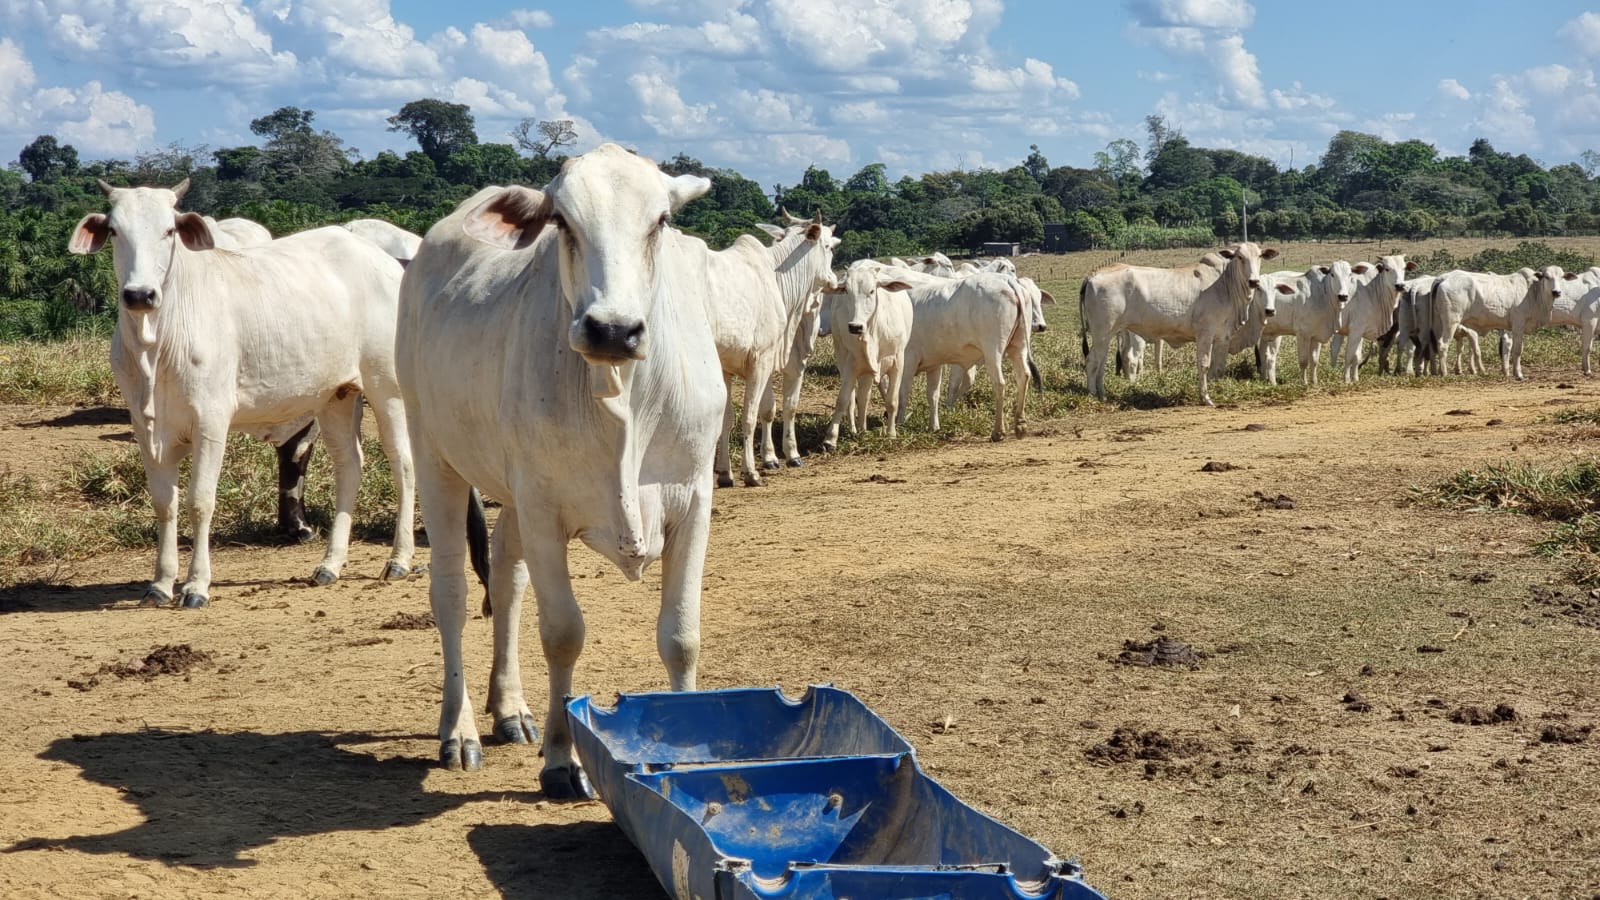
[821,263,915,449]
[343,218,423,264]
[896,272,1034,441]
[1550,267,1600,375]
[1101,252,1230,383]
[69,179,416,608]
[395,146,726,790]
[946,275,1051,405]
[747,220,841,470]
[1333,255,1415,382]
[1081,243,1277,405]
[210,217,273,249]
[706,218,837,486]
[1252,262,1358,385]
[1425,266,1572,380]
[910,252,956,277]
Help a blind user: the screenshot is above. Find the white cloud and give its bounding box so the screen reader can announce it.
[0,39,156,155]
[1438,78,1472,101]
[1560,11,1600,57]
[628,71,717,138]
[1128,0,1255,30]
[504,9,554,29]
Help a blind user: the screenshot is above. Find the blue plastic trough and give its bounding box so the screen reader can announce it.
[566,686,1106,900]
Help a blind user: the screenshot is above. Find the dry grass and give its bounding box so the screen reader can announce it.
[0,335,118,405]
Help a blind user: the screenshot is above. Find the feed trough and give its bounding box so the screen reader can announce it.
[567,685,1106,900]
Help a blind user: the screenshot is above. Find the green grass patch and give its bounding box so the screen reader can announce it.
[0,335,118,405]
[1422,457,1600,583]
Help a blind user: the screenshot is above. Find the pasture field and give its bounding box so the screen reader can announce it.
[2,238,1600,898]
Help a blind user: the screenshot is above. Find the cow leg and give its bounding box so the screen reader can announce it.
[824,368,852,452]
[756,376,782,471]
[1262,336,1282,386]
[485,508,538,746]
[275,421,318,543]
[1583,316,1598,376]
[738,371,764,487]
[311,393,363,586]
[923,365,943,432]
[521,515,593,800]
[176,423,228,609]
[366,388,416,581]
[982,348,1007,440]
[1087,334,1112,400]
[418,460,481,771]
[1343,333,1361,383]
[1008,343,1029,438]
[141,450,184,607]
[778,362,806,467]
[883,362,903,439]
[714,375,735,487]
[1153,339,1165,374]
[1509,326,1527,381]
[1466,330,1484,375]
[853,374,873,434]
[1195,333,1215,406]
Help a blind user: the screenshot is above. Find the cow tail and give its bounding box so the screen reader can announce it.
[1115,332,1127,376]
[1028,351,1042,389]
[1424,279,1447,365]
[1254,342,1265,379]
[468,487,492,617]
[1078,280,1090,362]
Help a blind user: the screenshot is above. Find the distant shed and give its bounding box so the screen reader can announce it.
[981,241,1020,256]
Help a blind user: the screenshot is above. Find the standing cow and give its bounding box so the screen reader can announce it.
[396,146,726,794]
[69,179,416,608]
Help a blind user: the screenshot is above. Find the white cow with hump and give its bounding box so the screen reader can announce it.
[395,145,726,793]
[1425,266,1572,380]
[821,262,915,450]
[1332,255,1415,382]
[1549,267,1600,375]
[343,218,423,264]
[68,179,416,608]
[1253,261,1358,385]
[748,220,840,470]
[1080,243,1277,405]
[706,216,837,486]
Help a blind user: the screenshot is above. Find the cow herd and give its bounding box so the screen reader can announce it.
[64,144,1592,795]
[1084,245,1582,405]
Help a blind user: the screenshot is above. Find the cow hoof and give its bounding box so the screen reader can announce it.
[821,442,837,453]
[379,561,409,582]
[762,459,782,471]
[786,458,804,468]
[440,737,483,771]
[289,525,316,544]
[742,474,764,487]
[540,765,595,801]
[494,713,540,745]
[140,588,173,608]
[715,472,734,489]
[311,566,339,586]
[179,591,209,609]
[989,432,1004,443]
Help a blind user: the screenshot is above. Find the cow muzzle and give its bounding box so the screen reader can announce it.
[573,313,647,363]
[1248,279,1261,289]
[847,323,865,335]
[1553,289,1563,299]
[1032,323,1048,333]
[121,287,158,310]
[1337,294,1349,303]
[1263,308,1276,318]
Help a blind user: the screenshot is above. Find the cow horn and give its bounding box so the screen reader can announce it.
[171,177,191,203]
[97,179,116,196]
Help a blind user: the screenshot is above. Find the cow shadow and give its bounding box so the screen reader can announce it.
[3,729,535,867]
[467,822,664,900]
[0,578,146,614]
[17,406,129,428]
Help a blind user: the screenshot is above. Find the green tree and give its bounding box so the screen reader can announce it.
[387,99,479,167]
[844,163,889,195]
[18,135,79,182]
[1022,144,1050,184]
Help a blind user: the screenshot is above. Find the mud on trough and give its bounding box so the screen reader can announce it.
[3,376,1600,898]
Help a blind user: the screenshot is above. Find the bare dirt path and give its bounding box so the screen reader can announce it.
[2,376,1599,899]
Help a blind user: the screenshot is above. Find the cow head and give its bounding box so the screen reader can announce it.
[462,144,709,366]
[68,178,216,314]
[1372,255,1416,302]
[1216,242,1279,325]
[825,264,910,337]
[1317,260,1357,305]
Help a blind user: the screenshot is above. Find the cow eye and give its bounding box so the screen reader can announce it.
[106,227,118,237]
[550,213,568,233]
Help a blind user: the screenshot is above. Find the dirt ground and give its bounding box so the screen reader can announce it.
[3,373,1600,898]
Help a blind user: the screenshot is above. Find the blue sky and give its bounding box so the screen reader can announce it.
[4,0,1600,189]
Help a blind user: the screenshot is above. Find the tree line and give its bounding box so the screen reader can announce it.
[4,104,1600,339]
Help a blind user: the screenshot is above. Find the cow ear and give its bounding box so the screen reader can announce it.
[1565,271,1580,280]
[1317,265,1331,275]
[1218,249,1236,259]
[463,186,551,251]
[1261,247,1279,260]
[827,236,842,249]
[1275,282,1297,294]
[805,223,823,242]
[69,213,110,255]
[1405,260,1418,271]
[174,211,215,251]
[755,223,786,241]
[880,280,914,292]
[1352,263,1370,274]
[1039,289,1056,305]
[665,173,711,211]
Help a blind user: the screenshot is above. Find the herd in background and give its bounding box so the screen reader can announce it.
[1082,242,1588,406]
[61,143,1598,792]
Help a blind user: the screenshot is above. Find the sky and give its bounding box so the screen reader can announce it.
[4,0,1600,190]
